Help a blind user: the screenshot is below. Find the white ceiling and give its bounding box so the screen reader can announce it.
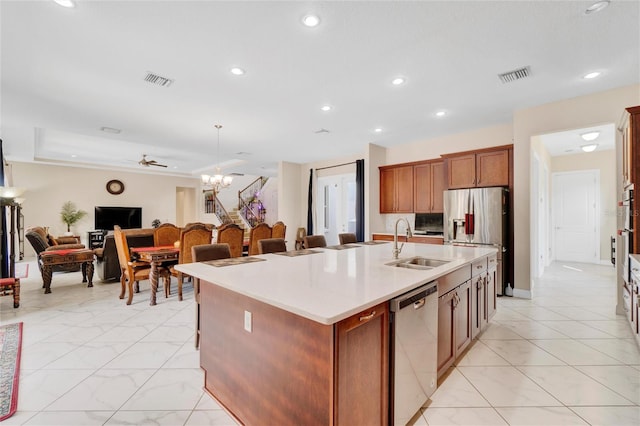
[539,123,616,157]
[1,1,639,178]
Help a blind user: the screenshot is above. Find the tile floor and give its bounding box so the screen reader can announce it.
[1,260,638,425]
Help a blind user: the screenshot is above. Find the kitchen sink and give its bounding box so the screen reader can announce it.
[386,256,451,270]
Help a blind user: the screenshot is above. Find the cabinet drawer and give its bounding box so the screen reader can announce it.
[487,254,497,270]
[471,258,487,277]
[438,266,471,296]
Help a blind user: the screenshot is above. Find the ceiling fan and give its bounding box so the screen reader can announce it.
[138,154,167,168]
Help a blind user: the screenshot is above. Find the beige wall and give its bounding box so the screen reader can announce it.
[551,150,617,263]
[278,161,303,250]
[513,83,640,297]
[14,162,199,256]
[385,124,513,165]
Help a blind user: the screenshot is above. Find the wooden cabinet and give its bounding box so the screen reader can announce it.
[335,302,389,426]
[380,165,414,213]
[444,147,510,189]
[621,106,640,190]
[372,234,443,245]
[414,160,445,213]
[486,255,498,320]
[471,258,488,339]
[437,281,472,376]
[200,281,389,426]
[437,289,456,373]
[454,280,472,356]
[437,266,473,376]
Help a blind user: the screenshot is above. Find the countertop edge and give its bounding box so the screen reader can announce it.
[176,245,496,325]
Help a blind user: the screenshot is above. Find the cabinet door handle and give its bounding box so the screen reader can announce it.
[359,311,376,322]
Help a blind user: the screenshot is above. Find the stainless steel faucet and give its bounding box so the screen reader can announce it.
[393,217,413,259]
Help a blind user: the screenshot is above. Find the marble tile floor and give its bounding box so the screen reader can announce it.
[421,261,640,426]
[1,260,638,425]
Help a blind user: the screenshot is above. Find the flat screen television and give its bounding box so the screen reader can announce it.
[94,206,142,230]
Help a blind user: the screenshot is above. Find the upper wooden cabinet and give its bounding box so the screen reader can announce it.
[443,146,511,189]
[380,165,414,213]
[622,106,640,190]
[414,160,445,213]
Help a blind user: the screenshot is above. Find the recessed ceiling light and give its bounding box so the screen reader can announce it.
[391,77,405,86]
[585,0,610,14]
[435,110,447,117]
[581,144,598,152]
[53,0,76,8]
[321,105,332,112]
[230,67,245,76]
[374,128,383,133]
[581,131,600,141]
[71,154,77,158]
[302,14,320,27]
[583,71,601,79]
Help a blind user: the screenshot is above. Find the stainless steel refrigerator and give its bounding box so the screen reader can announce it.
[444,187,508,295]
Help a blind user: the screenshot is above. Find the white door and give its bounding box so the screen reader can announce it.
[316,173,356,246]
[552,170,599,263]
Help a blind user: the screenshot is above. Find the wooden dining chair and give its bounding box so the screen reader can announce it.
[191,243,231,348]
[258,238,287,254]
[248,223,272,256]
[216,223,245,258]
[339,233,357,245]
[170,224,212,300]
[303,235,327,248]
[272,221,286,240]
[114,225,170,305]
[154,223,181,246]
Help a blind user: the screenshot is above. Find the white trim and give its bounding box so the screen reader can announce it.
[512,288,532,299]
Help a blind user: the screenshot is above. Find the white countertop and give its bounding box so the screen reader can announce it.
[176,242,496,325]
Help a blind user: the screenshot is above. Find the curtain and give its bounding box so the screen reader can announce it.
[355,159,365,242]
[307,168,313,235]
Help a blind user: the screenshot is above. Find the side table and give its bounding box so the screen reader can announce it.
[39,249,95,294]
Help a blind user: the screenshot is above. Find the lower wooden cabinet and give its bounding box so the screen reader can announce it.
[200,281,390,426]
[470,274,486,340]
[438,255,497,377]
[487,261,497,320]
[437,280,471,376]
[335,302,389,426]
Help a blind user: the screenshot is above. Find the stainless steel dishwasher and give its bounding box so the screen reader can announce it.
[390,281,439,425]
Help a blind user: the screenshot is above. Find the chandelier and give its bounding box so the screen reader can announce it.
[201,124,233,194]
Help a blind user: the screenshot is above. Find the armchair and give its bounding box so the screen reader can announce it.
[25,226,86,272]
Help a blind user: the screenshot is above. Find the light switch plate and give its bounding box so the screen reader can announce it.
[244,310,252,333]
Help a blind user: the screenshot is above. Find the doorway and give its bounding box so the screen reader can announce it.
[316,173,356,246]
[552,170,600,263]
[176,187,196,226]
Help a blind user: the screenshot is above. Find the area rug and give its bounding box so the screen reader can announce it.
[0,322,22,421]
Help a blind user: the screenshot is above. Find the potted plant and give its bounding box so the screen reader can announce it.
[60,201,87,235]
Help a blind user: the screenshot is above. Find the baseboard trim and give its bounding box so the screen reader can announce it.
[512,288,532,299]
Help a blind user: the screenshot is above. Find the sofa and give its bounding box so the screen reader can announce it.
[25,226,86,272]
[95,228,155,282]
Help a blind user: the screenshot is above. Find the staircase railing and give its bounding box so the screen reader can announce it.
[205,190,232,224]
[238,176,268,227]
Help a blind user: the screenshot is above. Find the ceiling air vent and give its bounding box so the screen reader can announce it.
[144,72,174,87]
[498,66,531,84]
[314,128,330,134]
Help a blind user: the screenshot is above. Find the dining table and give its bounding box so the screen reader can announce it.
[130,245,179,305]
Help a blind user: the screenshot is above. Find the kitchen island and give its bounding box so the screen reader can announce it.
[176,242,496,426]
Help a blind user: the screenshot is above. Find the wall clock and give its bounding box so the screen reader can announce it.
[106,179,125,195]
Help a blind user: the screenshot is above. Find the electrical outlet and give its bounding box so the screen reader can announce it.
[244,310,252,333]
